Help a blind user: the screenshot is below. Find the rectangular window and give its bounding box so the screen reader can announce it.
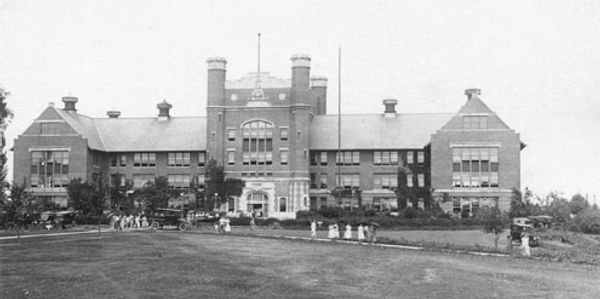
[320,152,327,165]
[374,174,398,189]
[227,129,236,141]
[119,154,127,167]
[110,155,118,167]
[168,174,190,189]
[463,116,488,129]
[334,174,359,188]
[40,122,60,135]
[417,151,424,164]
[227,151,235,165]
[452,147,499,189]
[406,174,414,187]
[320,174,328,189]
[134,153,156,168]
[390,151,398,164]
[417,174,425,187]
[198,152,206,166]
[30,151,70,188]
[280,127,288,140]
[280,150,288,165]
[168,152,190,167]
[374,151,398,165]
[374,151,381,165]
[381,151,390,165]
[352,151,360,165]
[406,151,414,164]
[310,152,318,166]
[310,173,317,188]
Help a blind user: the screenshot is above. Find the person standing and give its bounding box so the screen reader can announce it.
[363,224,370,243]
[344,223,352,240]
[328,224,335,241]
[333,223,340,240]
[224,217,231,234]
[250,217,257,231]
[521,231,531,257]
[357,224,365,244]
[310,220,317,240]
[369,224,377,245]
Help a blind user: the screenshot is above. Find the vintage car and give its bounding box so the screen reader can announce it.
[508,217,540,247]
[148,208,189,231]
[40,210,78,230]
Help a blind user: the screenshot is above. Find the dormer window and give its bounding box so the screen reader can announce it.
[463,116,488,129]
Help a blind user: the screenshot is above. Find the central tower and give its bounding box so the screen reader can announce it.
[205,54,327,219]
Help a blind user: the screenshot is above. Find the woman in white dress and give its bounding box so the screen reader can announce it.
[327,224,335,240]
[344,224,352,240]
[357,224,365,243]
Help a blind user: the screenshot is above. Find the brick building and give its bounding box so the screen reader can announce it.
[12,54,524,218]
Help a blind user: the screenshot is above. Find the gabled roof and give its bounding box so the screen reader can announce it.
[55,108,105,150]
[310,113,453,150]
[94,117,206,151]
[52,107,207,152]
[439,95,511,131]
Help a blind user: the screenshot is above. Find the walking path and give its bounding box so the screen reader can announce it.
[0,229,111,240]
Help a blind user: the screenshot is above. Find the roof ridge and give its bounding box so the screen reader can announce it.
[314,112,454,117]
[93,115,207,120]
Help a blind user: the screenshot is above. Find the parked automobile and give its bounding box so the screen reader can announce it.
[148,208,189,231]
[40,210,78,230]
[508,218,540,247]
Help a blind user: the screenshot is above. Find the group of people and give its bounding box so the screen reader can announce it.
[109,213,148,231]
[214,216,231,234]
[311,220,378,245]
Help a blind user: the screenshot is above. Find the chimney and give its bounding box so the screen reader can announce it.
[107,110,121,118]
[157,100,172,121]
[465,88,481,100]
[62,96,78,111]
[383,99,398,118]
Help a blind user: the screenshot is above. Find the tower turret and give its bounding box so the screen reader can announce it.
[310,76,327,115]
[290,54,312,106]
[207,57,227,107]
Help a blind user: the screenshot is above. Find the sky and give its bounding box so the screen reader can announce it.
[1,0,599,202]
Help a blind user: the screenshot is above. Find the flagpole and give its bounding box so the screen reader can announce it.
[337,46,342,207]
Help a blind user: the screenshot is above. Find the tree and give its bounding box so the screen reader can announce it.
[134,176,177,213]
[0,88,14,205]
[109,174,133,212]
[0,184,33,230]
[543,191,571,229]
[204,159,244,211]
[396,167,409,210]
[478,205,509,251]
[66,177,106,216]
[569,193,589,215]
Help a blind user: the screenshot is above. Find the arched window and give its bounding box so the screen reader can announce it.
[242,120,273,165]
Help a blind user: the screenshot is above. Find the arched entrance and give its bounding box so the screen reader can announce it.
[247,192,269,218]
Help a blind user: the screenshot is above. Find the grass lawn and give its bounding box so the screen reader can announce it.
[2,231,600,298]
[232,226,510,250]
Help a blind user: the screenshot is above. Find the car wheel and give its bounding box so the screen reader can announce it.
[178,223,187,231]
[151,222,160,229]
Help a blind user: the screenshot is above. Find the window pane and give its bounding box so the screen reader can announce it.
[374,151,381,164]
[390,151,398,164]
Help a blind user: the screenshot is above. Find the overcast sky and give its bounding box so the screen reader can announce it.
[1,0,599,202]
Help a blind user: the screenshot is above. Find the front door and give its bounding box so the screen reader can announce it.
[247,192,269,218]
